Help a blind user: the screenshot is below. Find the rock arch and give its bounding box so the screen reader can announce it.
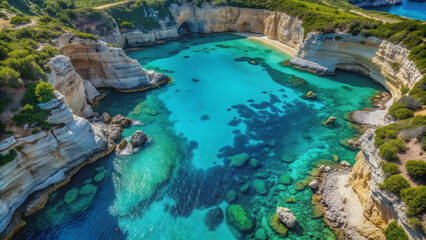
[178,22,191,35]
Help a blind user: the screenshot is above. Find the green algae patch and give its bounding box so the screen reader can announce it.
[286,196,296,203]
[64,188,79,204]
[80,184,97,195]
[132,102,147,116]
[268,214,288,237]
[84,179,93,184]
[229,153,250,167]
[94,172,105,182]
[311,206,324,219]
[226,204,254,233]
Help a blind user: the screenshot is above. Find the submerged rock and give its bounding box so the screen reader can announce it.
[249,158,261,169]
[278,174,292,185]
[255,228,268,240]
[332,154,339,162]
[324,116,336,125]
[131,130,148,147]
[276,207,296,228]
[203,207,224,231]
[280,153,295,163]
[225,190,237,203]
[226,204,254,233]
[252,179,268,195]
[310,206,324,219]
[64,188,79,204]
[80,184,97,195]
[240,184,249,193]
[229,153,250,167]
[94,172,105,182]
[306,91,317,99]
[268,214,288,237]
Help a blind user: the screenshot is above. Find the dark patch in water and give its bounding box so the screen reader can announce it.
[201,114,210,121]
[192,79,199,82]
[232,129,241,134]
[183,56,190,58]
[246,99,255,103]
[228,119,241,126]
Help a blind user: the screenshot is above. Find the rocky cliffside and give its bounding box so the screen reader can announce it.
[48,55,94,118]
[0,92,108,236]
[289,33,423,97]
[58,33,170,92]
[320,129,424,239]
[349,0,402,7]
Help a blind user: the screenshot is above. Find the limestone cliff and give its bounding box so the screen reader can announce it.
[0,92,107,235]
[48,55,94,118]
[289,33,422,97]
[58,33,170,91]
[320,129,424,239]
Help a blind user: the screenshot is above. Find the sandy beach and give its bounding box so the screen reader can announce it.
[234,32,298,57]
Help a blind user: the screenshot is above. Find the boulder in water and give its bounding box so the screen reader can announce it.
[111,114,131,127]
[268,214,288,237]
[324,116,336,125]
[94,172,105,182]
[229,153,250,167]
[131,130,148,148]
[226,204,253,233]
[276,207,296,228]
[80,184,97,195]
[64,188,79,204]
[306,91,317,99]
[118,139,127,150]
[203,207,224,231]
[225,190,237,203]
[101,112,111,123]
[309,180,319,189]
[278,174,291,185]
[252,179,268,195]
[254,228,268,240]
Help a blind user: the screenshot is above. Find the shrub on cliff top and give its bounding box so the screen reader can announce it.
[10,16,31,25]
[0,149,17,166]
[35,80,55,103]
[379,174,410,195]
[406,160,426,180]
[381,162,400,175]
[400,186,426,217]
[384,221,408,240]
[375,124,400,146]
[75,32,97,40]
[379,143,398,161]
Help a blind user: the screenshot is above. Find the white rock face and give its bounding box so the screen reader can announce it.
[48,55,93,118]
[58,33,169,91]
[289,33,422,98]
[276,207,296,228]
[0,92,106,233]
[350,0,402,7]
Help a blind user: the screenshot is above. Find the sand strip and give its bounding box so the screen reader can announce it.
[234,32,298,57]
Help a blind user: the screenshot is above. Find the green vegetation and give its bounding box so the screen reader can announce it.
[381,162,400,175]
[400,186,426,217]
[384,221,409,240]
[72,0,124,8]
[405,160,426,180]
[379,174,410,195]
[408,217,424,233]
[391,62,399,71]
[378,139,405,161]
[106,0,174,30]
[0,149,17,166]
[226,204,253,232]
[75,31,97,40]
[401,86,409,95]
[35,80,55,103]
[107,43,119,48]
[10,16,31,25]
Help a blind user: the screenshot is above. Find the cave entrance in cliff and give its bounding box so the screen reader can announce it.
[178,22,191,35]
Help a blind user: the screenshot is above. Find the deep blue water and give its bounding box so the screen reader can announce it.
[13,34,386,240]
[364,0,426,20]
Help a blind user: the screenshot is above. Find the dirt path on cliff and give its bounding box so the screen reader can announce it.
[94,0,131,9]
[350,10,401,23]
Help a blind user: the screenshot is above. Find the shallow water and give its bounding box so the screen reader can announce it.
[364,0,426,20]
[14,34,386,240]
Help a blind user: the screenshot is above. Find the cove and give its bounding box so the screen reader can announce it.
[13,34,386,240]
[363,0,426,21]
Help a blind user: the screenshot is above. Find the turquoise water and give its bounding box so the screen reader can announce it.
[364,0,426,20]
[14,34,386,240]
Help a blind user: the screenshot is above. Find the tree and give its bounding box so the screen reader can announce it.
[405,160,426,180]
[0,67,21,87]
[381,162,400,175]
[35,80,55,103]
[384,221,408,240]
[400,186,426,216]
[379,174,410,195]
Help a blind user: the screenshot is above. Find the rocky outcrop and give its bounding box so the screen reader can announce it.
[48,55,93,118]
[58,33,170,91]
[289,33,422,98]
[349,0,402,7]
[276,207,296,228]
[169,2,304,49]
[319,129,424,239]
[0,92,108,235]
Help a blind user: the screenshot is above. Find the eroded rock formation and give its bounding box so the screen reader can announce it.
[0,92,108,235]
[58,33,170,91]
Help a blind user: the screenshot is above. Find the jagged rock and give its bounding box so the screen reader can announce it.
[102,112,111,123]
[276,207,296,228]
[107,124,122,141]
[111,115,131,127]
[325,116,336,125]
[347,139,361,149]
[229,153,250,167]
[309,180,319,189]
[340,161,351,167]
[130,130,148,148]
[118,139,127,150]
[252,179,268,195]
[203,207,224,231]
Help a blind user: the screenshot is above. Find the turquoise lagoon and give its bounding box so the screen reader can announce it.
[14,34,386,240]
